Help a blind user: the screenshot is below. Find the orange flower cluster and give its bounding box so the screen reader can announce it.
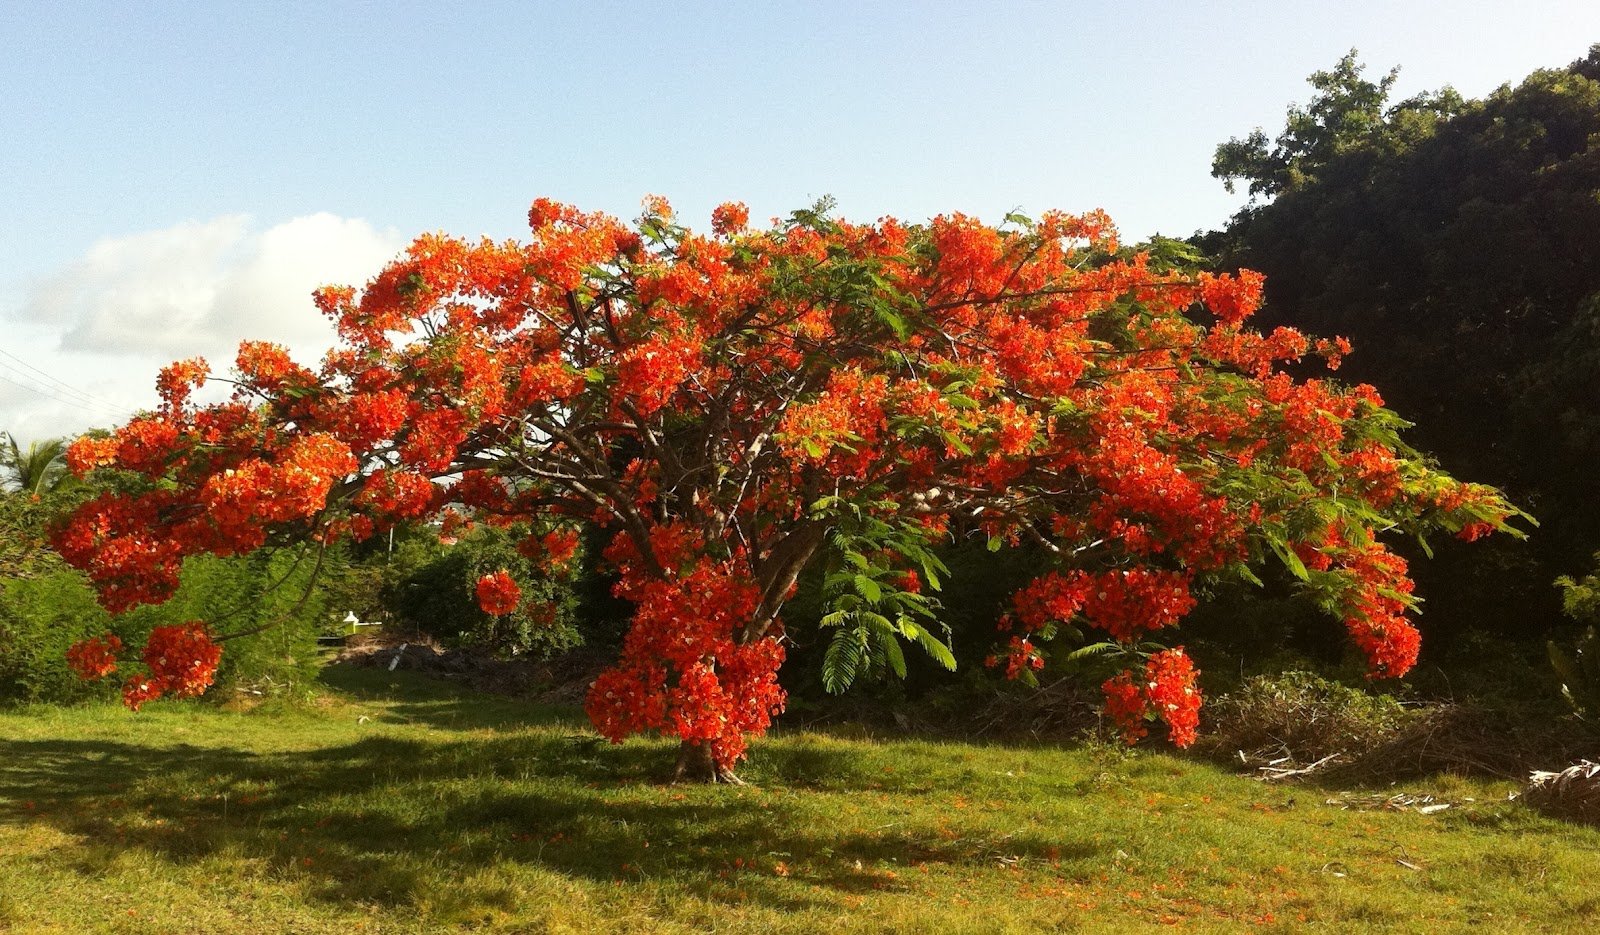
[540,529,581,570]
[155,357,209,412]
[1102,648,1201,747]
[476,570,522,616]
[139,623,223,702]
[988,635,1046,679]
[1080,569,1198,644]
[356,470,438,525]
[66,633,122,680]
[201,433,358,534]
[616,331,703,418]
[710,201,749,236]
[586,527,786,767]
[1102,671,1149,743]
[1337,541,1421,677]
[512,352,586,408]
[1197,270,1266,326]
[1011,571,1091,632]
[52,490,185,612]
[54,194,1519,759]
[236,341,315,389]
[68,624,221,711]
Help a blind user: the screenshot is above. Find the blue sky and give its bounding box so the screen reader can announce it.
[2,0,1597,437]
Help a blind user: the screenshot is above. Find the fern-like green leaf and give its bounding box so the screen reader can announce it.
[822,628,866,695]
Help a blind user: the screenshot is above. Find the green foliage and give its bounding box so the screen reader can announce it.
[130,549,331,693]
[1552,557,1600,719]
[0,550,328,705]
[1548,627,1600,721]
[0,570,118,704]
[1204,44,1600,635]
[0,450,329,703]
[0,432,72,495]
[314,545,389,630]
[381,525,582,657]
[1557,555,1600,624]
[810,497,954,694]
[0,486,76,579]
[1213,49,1463,200]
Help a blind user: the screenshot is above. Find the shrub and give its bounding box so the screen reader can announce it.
[0,571,119,703]
[0,552,328,705]
[1557,555,1600,624]
[1551,556,1600,720]
[1200,670,1411,766]
[381,525,581,658]
[123,551,329,694]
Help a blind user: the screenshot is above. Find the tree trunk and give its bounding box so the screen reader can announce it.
[672,740,743,784]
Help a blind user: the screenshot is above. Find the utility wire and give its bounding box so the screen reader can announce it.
[0,366,136,421]
[0,345,131,411]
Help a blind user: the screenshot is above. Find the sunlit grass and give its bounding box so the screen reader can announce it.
[1,667,1596,933]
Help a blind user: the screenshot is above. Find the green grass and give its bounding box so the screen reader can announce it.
[2,668,1597,933]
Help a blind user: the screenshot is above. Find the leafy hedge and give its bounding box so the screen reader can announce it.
[0,550,327,705]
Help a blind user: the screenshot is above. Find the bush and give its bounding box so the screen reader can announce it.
[125,551,330,694]
[381,525,582,658]
[0,551,330,705]
[1199,670,1411,766]
[1558,554,1600,624]
[0,571,118,704]
[1552,556,1600,721]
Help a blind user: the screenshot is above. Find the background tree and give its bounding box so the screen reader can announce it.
[1,433,72,496]
[380,522,584,657]
[1202,45,1600,634]
[1213,50,1464,201]
[0,433,80,581]
[55,196,1518,780]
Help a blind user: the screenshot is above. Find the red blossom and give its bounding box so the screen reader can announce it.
[711,202,749,236]
[1102,670,1149,744]
[541,529,581,569]
[1101,648,1201,748]
[52,196,1518,759]
[66,634,122,680]
[476,570,522,616]
[1197,270,1266,326]
[106,623,222,711]
[142,623,222,698]
[1144,648,1201,748]
[155,357,209,412]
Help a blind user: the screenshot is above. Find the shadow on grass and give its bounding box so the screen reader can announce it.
[314,665,575,732]
[0,687,1097,917]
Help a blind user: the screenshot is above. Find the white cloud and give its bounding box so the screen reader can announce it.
[206,214,402,359]
[0,213,403,441]
[36,215,254,355]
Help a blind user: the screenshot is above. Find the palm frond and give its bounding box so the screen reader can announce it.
[1,433,71,494]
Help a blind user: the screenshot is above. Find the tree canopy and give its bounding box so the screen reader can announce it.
[55,197,1518,779]
[1212,50,1465,201]
[1204,46,1600,625]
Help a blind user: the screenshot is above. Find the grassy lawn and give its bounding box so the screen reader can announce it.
[2,668,1596,933]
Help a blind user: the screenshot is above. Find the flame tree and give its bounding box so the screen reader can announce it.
[56,196,1520,781]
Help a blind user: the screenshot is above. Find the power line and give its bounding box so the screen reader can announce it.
[0,345,129,411]
[0,365,136,422]
[0,368,132,418]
